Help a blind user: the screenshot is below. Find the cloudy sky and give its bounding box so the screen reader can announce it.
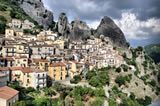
[42,0,160,47]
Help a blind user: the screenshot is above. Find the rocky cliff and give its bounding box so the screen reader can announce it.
[19,0,53,29]
[57,14,127,47]
[57,13,70,36]
[69,18,91,40]
[57,13,91,40]
[95,16,127,47]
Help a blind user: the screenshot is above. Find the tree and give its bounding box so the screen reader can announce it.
[33,98,50,106]
[75,101,84,106]
[149,79,156,87]
[0,15,7,34]
[130,92,136,100]
[70,75,81,84]
[116,67,121,73]
[94,88,106,97]
[13,101,26,106]
[53,82,63,91]
[144,96,152,106]
[86,71,96,80]
[43,87,56,96]
[10,9,17,18]
[0,5,7,11]
[91,97,104,106]
[97,71,110,85]
[89,76,101,87]
[115,76,126,87]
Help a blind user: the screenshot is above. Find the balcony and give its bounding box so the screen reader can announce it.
[37,75,46,79]
[38,80,46,84]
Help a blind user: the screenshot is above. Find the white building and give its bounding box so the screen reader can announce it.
[33,69,47,89]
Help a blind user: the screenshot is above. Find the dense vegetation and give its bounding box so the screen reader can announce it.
[145,44,160,64]
[86,67,110,87]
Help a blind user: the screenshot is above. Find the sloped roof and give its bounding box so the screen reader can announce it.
[0,86,19,100]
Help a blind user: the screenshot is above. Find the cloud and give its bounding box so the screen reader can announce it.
[42,0,160,47]
[88,21,100,29]
[42,0,160,21]
[114,12,160,40]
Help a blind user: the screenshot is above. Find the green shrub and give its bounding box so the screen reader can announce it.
[86,71,96,80]
[75,101,84,106]
[116,67,121,73]
[149,79,156,87]
[43,87,56,96]
[109,99,116,106]
[115,76,126,87]
[0,5,7,11]
[121,64,129,72]
[13,101,26,106]
[89,76,101,87]
[33,98,50,106]
[53,82,63,91]
[0,15,7,34]
[130,92,136,100]
[70,75,81,84]
[90,97,104,106]
[24,87,35,93]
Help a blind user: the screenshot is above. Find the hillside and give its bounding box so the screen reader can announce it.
[145,44,160,64]
[0,0,41,34]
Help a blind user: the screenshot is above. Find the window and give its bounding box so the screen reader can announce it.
[38,74,40,78]
[27,73,29,77]
[27,79,29,83]
[43,74,45,77]
[54,67,56,71]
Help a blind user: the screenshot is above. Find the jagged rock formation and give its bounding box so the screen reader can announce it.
[57,14,91,40]
[57,13,70,36]
[19,0,53,29]
[95,16,127,47]
[69,18,91,40]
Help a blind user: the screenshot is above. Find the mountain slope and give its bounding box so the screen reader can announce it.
[145,44,160,64]
[95,16,127,48]
[19,0,54,29]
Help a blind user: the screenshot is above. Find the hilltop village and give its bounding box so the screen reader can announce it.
[0,19,124,89]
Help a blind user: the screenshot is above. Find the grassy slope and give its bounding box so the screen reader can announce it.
[145,44,160,64]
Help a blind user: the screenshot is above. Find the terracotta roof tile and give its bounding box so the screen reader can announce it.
[10,67,22,71]
[32,59,49,63]
[6,57,14,61]
[50,62,66,67]
[21,68,33,73]
[0,67,9,71]
[0,86,19,100]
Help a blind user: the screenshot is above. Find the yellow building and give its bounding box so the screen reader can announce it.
[32,59,50,71]
[69,61,83,78]
[0,86,19,106]
[11,67,47,89]
[11,67,23,83]
[5,29,14,38]
[48,62,66,80]
[21,68,34,88]
[53,40,65,49]
[15,56,28,67]
[16,31,24,37]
